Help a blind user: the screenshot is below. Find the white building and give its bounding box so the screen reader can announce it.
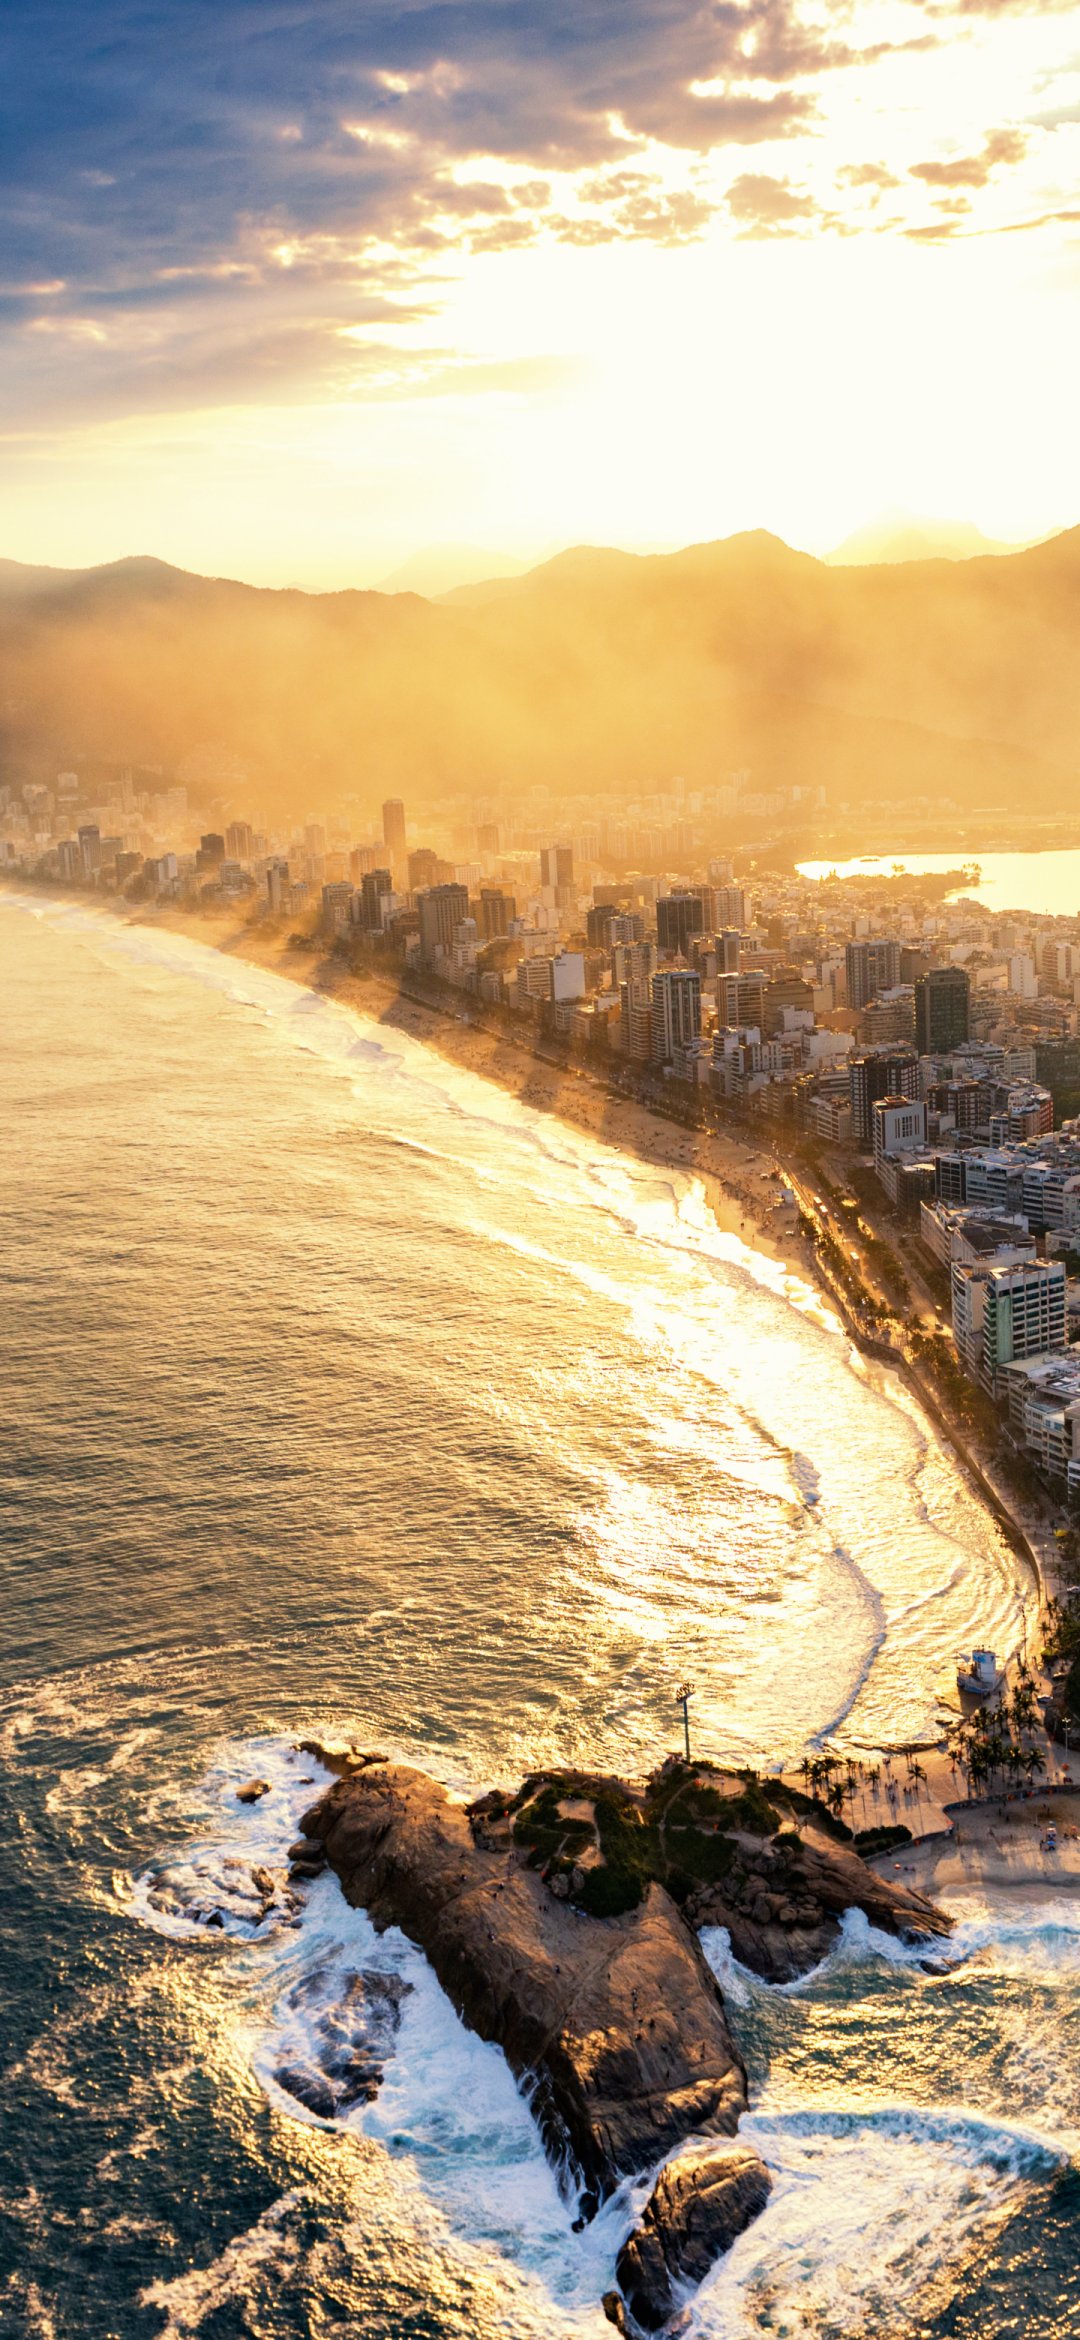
[652,968,702,1063]
[872,1093,927,1204]
[951,1256,1067,1392]
[1000,1355,1080,1496]
[919,1201,1035,1269]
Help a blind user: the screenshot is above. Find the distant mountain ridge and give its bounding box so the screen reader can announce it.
[1,526,1078,821]
[825,518,1036,567]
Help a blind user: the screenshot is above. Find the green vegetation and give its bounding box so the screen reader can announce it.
[575,1793,660,1918]
[508,1774,660,1917]
[1061,1657,1080,1725]
[951,1662,1049,1792]
[497,1761,848,1918]
[854,1824,912,1857]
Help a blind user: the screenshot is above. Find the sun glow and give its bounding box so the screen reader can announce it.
[4,0,1080,579]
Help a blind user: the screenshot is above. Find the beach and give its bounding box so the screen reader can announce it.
[141,900,1061,1616]
[141,903,837,1281]
[879,1784,1080,1897]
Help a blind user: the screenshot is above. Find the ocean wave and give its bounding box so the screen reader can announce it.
[697,2093,1060,2338]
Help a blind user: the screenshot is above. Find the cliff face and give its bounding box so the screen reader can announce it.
[306,1759,750,2207]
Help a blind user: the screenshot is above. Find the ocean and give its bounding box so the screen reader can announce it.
[1,893,1077,2338]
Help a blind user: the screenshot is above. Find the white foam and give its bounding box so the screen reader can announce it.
[138,2191,306,2335]
[130,1737,333,1944]
[131,1740,637,2318]
[695,2096,1059,2338]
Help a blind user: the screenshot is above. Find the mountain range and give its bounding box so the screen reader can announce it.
[1,529,1078,825]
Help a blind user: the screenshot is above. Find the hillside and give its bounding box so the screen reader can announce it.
[1,530,1078,821]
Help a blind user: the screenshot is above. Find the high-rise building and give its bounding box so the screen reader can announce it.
[476,822,500,856]
[408,847,440,892]
[196,832,225,870]
[618,942,657,1061]
[846,937,902,1010]
[587,903,618,950]
[357,866,394,928]
[717,971,766,1030]
[225,821,254,861]
[656,890,715,958]
[539,843,574,891]
[952,1256,1067,1391]
[915,967,971,1055]
[479,887,515,939]
[849,1047,918,1144]
[382,798,407,868]
[713,885,746,929]
[652,968,702,1062]
[716,930,741,973]
[77,824,101,876]
[872,1093,927,1170]
[418,882,469,965]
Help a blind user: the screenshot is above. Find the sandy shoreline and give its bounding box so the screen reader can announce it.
[877,1785,1080,1904]
[144,904,822,1284]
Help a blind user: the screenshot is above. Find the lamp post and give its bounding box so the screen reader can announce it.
[676,1681,695,1763]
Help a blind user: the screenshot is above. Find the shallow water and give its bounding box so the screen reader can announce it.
[797,846,1080,920]
[1,894,1075,2337]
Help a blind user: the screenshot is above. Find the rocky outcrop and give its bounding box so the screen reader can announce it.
[305,1760,754,2214]
[273,1967,411,2122]
[611,2143,772,2332]
[298,1751,951,2331]
[684,1824,952,1984]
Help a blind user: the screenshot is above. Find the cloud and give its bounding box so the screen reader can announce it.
[726,171,822,233]
[838,162,901,191]
[0,0,1068,431]
[910,126,1027,186]
[0,0,873,423]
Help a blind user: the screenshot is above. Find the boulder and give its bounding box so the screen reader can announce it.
[274,2063,337,2121]
[615,2143,772,2332]
[235,1779,270,1804]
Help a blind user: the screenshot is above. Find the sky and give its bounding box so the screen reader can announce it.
[2,0,1080,586]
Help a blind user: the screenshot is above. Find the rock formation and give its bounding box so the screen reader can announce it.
[304,1759,753,2211]
[298,1751,951,2332]
[611,2142,772,2331]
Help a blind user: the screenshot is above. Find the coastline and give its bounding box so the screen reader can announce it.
[881,1784,1080,1902]
[138,901,821,1282]
[140,905,1055,1601]
[14,885,1059,1758]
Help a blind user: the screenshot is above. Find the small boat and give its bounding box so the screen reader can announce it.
[956,1648,1001,1699]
